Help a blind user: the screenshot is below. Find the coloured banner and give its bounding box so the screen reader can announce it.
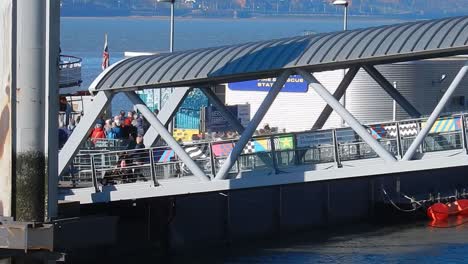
[368,124,390,139]
[212,142,234,157]
[228,75,308,93]
[153,144,209,163]
[154,148,175,163]
[0,1,13,217]
[242,135,294,154]
[421,117,462,133]
[367,123,419,139]
[275,135,294,150]
[243,138,270,154]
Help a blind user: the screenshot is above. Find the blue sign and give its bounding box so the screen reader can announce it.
[228,75,308,93]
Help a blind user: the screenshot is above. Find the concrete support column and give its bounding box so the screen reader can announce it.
[14,0,47,222]
[45,0,60,220]
[215,70,292,180]
[297,69,397,163]
[402,60,468,161]
[0,0,15,218]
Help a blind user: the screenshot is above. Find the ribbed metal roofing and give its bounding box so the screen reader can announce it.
[94,16,468,91]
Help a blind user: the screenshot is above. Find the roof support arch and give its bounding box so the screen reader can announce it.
[297,69,397,163]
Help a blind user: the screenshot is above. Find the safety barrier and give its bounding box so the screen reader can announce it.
[59,55,82,88]
[60,113,468,188]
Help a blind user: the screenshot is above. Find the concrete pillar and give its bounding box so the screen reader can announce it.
[15,0,47,222]
[0,0,15,218]
[45,0,60,220]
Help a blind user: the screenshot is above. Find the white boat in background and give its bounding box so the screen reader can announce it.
[58,54,88,123]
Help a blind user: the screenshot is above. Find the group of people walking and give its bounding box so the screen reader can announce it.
[90,110,149,147]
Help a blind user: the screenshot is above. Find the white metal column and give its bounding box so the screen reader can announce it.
[126,91,211,182]
[142,87,191,147]
[297,69,397,163]
[402,61,468,161]
[202,87,276,171]
[312,67,359,130]
[215,70,292,180]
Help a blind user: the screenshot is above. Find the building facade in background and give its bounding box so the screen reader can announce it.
[225,57,468,133]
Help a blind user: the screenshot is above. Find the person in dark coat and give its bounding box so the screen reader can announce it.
[128,134,147,181]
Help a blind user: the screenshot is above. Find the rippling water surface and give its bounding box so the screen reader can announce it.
[61,16,408,113]
[175,223,468,264]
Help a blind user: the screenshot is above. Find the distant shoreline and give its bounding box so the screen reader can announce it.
[61,14,416,22]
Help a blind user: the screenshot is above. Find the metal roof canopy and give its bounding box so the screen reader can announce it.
[92,16,468,92]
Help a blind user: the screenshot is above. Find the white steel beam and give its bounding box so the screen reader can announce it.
[363,65,421,118]
[215,70,292,180]
[297,69,397,163]
[312,67,359,130]
[126,91,211,182]
[201,87,276,171]
[402,61,468,161]
[58,91,114,176]
[142,87,191,147]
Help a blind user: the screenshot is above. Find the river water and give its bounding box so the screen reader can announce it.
[195,222,468,264]
[58,16,468,263]
[60,16,407,114]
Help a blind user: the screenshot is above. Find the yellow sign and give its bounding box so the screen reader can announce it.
[173,128,200,142]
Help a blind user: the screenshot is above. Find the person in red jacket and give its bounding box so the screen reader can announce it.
[90,123,106,144]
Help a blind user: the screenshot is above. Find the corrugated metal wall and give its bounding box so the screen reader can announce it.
[225,58,468,132]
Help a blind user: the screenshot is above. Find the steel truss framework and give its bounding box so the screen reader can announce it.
[59,16,468,184]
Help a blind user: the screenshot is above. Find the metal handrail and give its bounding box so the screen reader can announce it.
[62,113,468,187]
[59,55,82,88]
[59,55,82,68]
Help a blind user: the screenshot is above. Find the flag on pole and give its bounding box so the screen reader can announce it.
[101,33,110,70]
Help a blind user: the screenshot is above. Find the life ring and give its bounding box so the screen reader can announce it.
[453,199,468,216]
[427,203,449,221]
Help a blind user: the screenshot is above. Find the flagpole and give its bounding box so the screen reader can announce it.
[102,33,112,116]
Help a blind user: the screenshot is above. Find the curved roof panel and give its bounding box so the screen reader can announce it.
[94,16,468,91]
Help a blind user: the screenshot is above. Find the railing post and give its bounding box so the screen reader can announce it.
[90,155,100,193]
[293,133,300,165]
[234,140,241,174]
[396,122,403,159]
[208,142,217,177]
[332,129,342,168]
[149,149,160,186]
[270,135,279,174]
[416,120,424,154]
[70,159,77,188]
[461,114,468,154]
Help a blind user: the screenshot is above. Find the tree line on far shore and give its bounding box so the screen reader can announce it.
[60,0,468,17]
